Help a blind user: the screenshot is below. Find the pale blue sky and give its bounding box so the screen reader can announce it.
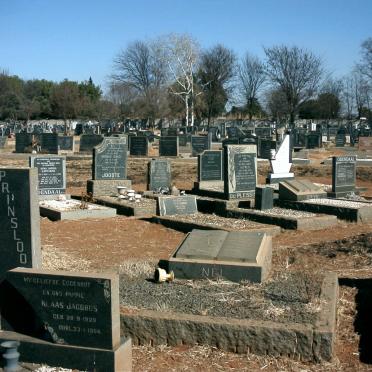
[0,0,371,91]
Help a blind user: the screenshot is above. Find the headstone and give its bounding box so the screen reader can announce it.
[306,133,321,149]
[40,133,58,154]
[255,186,274,210]
[0,169,41,278]
[258,138,276,159]
[15,133,33,153]
[159,136,179,157]
[167,128,178,136]
[129,136,148,156]
[191,135,211,157]
[178,135,188,147]
[58,136,74,152]
[330,156,356,197]
[255,127,271,137]
[158,195,197,216]
[208,127,220,142]
[148,159,171,191]
[160,230,272,283]
[29,156,66,198]
[226,126,239,139]
[79,134,104,152]
[198,150,223,182]
[224,144,257,199]
[279,179,327,201]
[0,136,7,149]
[335,133,346,147]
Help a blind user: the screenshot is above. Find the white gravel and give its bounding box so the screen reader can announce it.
[251,207,317,218]
[40,199,106,211]
[304,198,372,209]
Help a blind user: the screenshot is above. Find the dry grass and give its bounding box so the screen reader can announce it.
[119,259,156,279]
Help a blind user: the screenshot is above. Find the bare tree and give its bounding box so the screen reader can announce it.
[352,70,371,118]
[341,75,355,119]
[238,53,266,120]
[358,38,372,81]
[264,45,323,125]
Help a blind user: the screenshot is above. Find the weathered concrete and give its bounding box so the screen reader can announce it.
[87,179,132,197]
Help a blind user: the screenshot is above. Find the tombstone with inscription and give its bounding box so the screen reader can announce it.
[329,156,356,198]
[29,156,66,199]
[40,133,58,154]
[58,135,74,153]
[0,268,132,372]
[195,150,223,190]
[159,136,179,157]
[129,136,149,156]
[224,144,257,199]
[0,136,7,149]
[306,133,321,149]
[191,135,211,157]
[158,195,197,216]
[79,134,104,152]
[159,230,272,283]
[258,138,276,159]
[148,159,172,191]
[87,137,131,197]
[15,133,33,153]
[0,168,42,278]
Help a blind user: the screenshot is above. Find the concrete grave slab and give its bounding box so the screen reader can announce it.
[279,179,327,201]
[158,195,198,216]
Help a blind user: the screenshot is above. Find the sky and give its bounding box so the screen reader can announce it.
[0,0,371,92]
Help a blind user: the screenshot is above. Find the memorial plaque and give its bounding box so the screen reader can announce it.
[159,136,179,157]
[149,159,171,191]
[332,156,356,194]
[191,135,211,156]
[30,156,66,197]
[0,136,7,149]
[224,144,257,199]
[129,136,148,156]
[198,150,223,181]
[58,136,74,152]
[93,137,127,180]
[158,195,197,216]
[15,133,33,153]
[0,268,120,350]
[40,133,58,154]
[79,134,104,152]
[0,169,41,278]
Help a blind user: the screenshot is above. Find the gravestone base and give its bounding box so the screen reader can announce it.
[0,331,132,372]
[87,179,132,197]
[266,173,294,184]
[327,189,359,198]
[279,179,327,201]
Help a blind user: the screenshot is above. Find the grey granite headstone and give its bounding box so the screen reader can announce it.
[79,134,104,152]
[158,195,197,216]
[0,169,41,278]
[129,136,148,156]
[191,135,211,157]
[15,133,33,153]
[40,133,58,154]
[331,156,356,196]
[255,187,274,210]
[58,136,74,152]
[148,159,171,191]
[29,156,66,198]
[198,150,223,182]
[306,133,321,149]
[92,137,128,180]
[159,136,179,157]
[224,144,257,199]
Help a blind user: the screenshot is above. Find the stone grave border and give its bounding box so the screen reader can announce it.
[120,272,338,362]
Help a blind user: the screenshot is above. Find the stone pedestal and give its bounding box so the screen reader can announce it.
[87,179,132,197]
[266,172,294,184]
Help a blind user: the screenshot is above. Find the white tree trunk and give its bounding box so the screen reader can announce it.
[185,94,189,126]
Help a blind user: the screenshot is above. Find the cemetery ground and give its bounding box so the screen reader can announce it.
[1,150,372,371]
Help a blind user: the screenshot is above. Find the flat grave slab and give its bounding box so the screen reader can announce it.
[279,179,327,201]
[158,195,198,216]
[39,199,116,221]
[120,271,338,362]
[161,229,272,283]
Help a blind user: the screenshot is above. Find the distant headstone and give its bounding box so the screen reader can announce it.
[255,186,274,210]
[0,136,7,149]
[0,168,41,278]
[208,127,220,142]
[279,179,327,201]
[191,135,211,157]
[159,136,179,157]
[92,137,128,180]
[255,127,271,137]
[15,133,33,153]
[79,134,104,152]
[158,195,197,216]
[258,138,276,159]
[129,136,148,156]
[224,144,257,199]
[306,133,321,149]
[330,156,356,197]
[40,133,58,154]
[198,150,223,182]
[58,136,74,152]
[30,156,66,198]
[178,135,188,147]
[148,159,171,191]
[335,133,346,147]
[167,128,178,136]
[226,126,239,139]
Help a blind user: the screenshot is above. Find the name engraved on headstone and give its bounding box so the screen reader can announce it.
[199,150,223,181]
[149,159,171,191]
[158,196,197,216]
[129,136,148,156]
[332,156,356,193]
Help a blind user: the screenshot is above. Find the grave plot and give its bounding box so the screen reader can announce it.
[119,269,338,362]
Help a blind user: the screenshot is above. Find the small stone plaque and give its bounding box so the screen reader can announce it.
[93,137,128,180]
[0,268,120,350]
[129,136,148,156]
[30,156,66,197]
[149,159,171,191]
[191,135,211,157]
[58,136,74,152]
[158,195,197,216]
[0,136,7,149]
[224,144,257,199]
[332,156,356,194]
[15,133,33,153]
[198,150,223,182]
[79,134,104,152]
[0,169,41,278]
[40,133,58,154]
[159,136,179,157]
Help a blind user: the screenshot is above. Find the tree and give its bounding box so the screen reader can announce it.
[264,45,323,125]
[238,53,266,120]
[358,37,372,81]
[198,44,236,126]
[265,88,290,123]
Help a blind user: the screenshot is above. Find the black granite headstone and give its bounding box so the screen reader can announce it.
[79,134,104,152]
[226,127,239,139]
[158,195,197,216]
[0,169,41,278]
[148,159,171,191]
[178,135,188,147]
[255,186,274,210]
[331,156,356,195]
[15,133,33,153]
[306,133,321,149]
[191,135,211,157]
[40,133,58,154]
[129,136,148,156]
[30,156,66,197]
[258,139,276,159]
[92,137,128,180]
[0,136,7,149]
[254,127,271,137]
[335,133,346,147]
[198,150,223,182]
[159,136,179,157]
[58,136,74,152]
